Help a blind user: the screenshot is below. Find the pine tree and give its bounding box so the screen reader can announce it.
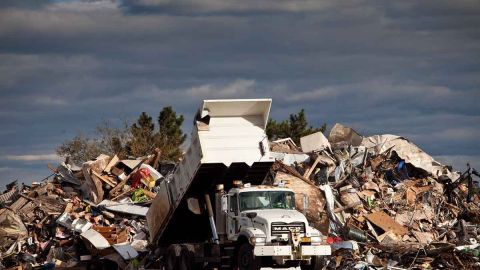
[157,106,187,161]
[128,112,156,157]
[266,109,326,145]
[266,118,290,141]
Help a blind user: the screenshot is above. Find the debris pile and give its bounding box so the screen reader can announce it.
[0,150,168,269]
[269,123,480,269]
[1,120,479,269]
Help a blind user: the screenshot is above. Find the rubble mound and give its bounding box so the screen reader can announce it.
[0,123,478,269]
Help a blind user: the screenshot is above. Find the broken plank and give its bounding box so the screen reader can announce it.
[9,197,29,211]
[152,148,162,170]
[91,170,117,187]
[140,188,156,199]
[109,158,147,197]
[303,155,321,179]
[111,188,134,201]
[104,155,119,174]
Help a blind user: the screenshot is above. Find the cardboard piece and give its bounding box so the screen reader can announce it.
[366,211,408,236]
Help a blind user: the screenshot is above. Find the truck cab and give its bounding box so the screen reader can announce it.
[223,182,331,269]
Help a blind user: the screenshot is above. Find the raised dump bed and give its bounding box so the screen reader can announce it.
[147,99,274,245]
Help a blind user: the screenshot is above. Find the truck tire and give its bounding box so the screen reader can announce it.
[303,255,325,270]
[237,243,261,270]
[178,245,194,270]
[165,244,182,270]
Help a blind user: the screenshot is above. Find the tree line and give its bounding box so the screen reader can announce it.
[57,106,325,164]
[57,106,186,165]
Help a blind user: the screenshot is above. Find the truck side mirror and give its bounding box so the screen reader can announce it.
[221,195,228,213]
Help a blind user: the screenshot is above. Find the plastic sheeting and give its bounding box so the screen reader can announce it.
[57,163,81,185]
[319,184,343,233]
[270,152,310,166]
[361,135,459,180]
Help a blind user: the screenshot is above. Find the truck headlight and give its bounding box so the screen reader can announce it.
[310,236,322,245]
[250,237,266,246]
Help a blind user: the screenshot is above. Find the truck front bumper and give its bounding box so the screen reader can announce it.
[300,245,331,256]
[253,245,331,257]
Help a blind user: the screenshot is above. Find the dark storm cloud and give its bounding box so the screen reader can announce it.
[0,0,53,9]
[0,0,479,185]
[119,0,337,15]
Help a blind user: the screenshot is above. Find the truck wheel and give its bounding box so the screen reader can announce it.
[237,243,261,270]
[165,244,182,270]
[303,256,325,270]
[178,245,194,270]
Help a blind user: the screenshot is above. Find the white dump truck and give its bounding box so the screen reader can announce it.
[146,99,330,269]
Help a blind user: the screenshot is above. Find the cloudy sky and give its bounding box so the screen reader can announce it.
[0,0,479,188]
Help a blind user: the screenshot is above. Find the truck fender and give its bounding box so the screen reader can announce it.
[238,227,266,245]
[307,226,322,237]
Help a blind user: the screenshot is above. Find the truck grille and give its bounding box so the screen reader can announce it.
[271,222,305,235]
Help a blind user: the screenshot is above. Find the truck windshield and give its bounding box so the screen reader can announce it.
[239,191,295,211]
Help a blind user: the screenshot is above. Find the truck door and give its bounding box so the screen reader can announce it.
[227,193,239,240]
